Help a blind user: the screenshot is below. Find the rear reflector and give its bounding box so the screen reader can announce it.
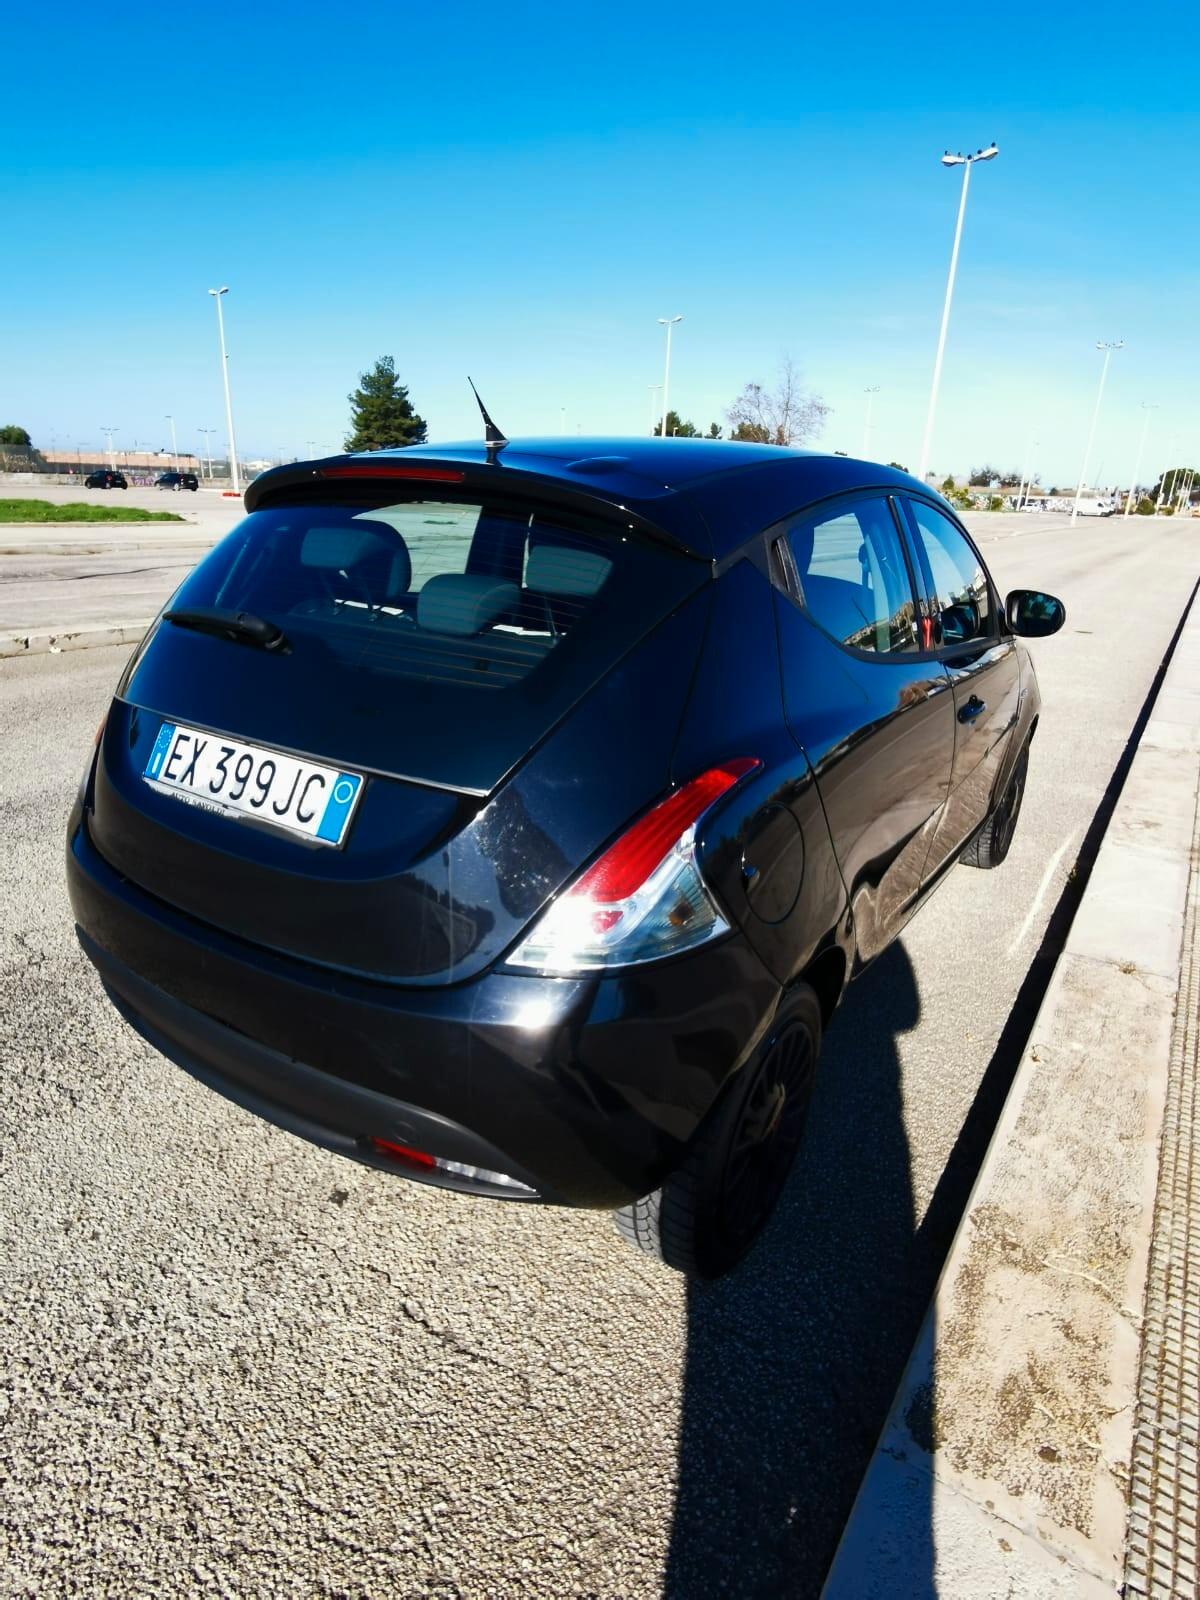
[368,1136,535,1194]
[321,464,465,483]
[370,1137,436,1169]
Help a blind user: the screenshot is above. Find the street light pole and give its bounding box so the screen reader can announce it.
[916,143,998,484]
[1017,429,1039,510]
[647,384,662,434]
[207,287,241,493]
[657,316,682,440]
[101,426,118,469]
[165,415,178,470]
[198,428,215,479]
[861,386,880,458]
[1123,402,1156,518]
[1070,340,1123,526]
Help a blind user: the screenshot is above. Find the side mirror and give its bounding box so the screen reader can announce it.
[940,601,978,644]
[1006,589,1065,638]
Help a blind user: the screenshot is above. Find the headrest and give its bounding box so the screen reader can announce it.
[526,544,612,598]
[417,574,519,636]
[300,522,411,597]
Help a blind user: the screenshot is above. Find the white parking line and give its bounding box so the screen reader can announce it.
[1006,830,1078,959]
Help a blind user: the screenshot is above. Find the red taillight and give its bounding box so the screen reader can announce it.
[575,759,760,903]
[320,463,465,483]
[370,1137,437,1170]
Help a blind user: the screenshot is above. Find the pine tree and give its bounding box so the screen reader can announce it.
[654,409,700,437]
[344,357,428,451]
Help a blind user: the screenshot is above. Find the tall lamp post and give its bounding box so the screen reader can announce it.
[1070,341,1123,525]
[861,386,880,458]
[657,316,682,439]
[198,428,215,479]
[647,384,662,434]
[165,414,178,470]
[1154,438,1177,516]
[207,287,241,493]
[1017,430,1040,510]
[101,425,119,469]
[1123,402,1156,518]
[916,143,999,484]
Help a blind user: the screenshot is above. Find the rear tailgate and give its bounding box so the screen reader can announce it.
[88,483,709,983]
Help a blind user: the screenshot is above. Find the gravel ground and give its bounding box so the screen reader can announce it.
[1,518,1196,1598]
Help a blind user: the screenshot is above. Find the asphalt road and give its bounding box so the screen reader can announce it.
[1,517,1196,1598]
[1,477,239,517]
[0,482,231,636]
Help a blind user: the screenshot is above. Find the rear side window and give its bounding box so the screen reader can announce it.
[124,493,704,793]
[784,497,918,655]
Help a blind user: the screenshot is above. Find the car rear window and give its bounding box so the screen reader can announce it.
[121,492,705,793]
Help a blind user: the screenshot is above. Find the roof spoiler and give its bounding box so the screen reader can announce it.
[241,456,703,559]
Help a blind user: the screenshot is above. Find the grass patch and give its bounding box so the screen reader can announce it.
[0,498,186,524]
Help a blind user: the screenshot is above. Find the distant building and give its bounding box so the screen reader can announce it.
[35,448,208,478]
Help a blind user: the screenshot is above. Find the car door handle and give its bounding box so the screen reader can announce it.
[958,696,986,724]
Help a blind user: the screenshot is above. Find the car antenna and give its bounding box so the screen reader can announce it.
[468,376,508,459]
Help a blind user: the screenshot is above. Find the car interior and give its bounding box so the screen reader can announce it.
[224,504,614,689]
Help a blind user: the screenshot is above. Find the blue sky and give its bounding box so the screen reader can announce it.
[3,0,1197,486]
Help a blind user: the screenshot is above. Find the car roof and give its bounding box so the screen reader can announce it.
[246,436,934,560]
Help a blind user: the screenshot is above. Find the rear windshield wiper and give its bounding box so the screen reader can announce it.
[164,606,289,653]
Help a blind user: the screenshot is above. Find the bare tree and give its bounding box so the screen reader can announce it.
[726,358,830,446]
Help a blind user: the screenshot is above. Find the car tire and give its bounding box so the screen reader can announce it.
[613,983,822,1278]
[960,742,1029,870]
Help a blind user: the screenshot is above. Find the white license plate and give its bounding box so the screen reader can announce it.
[143,722,363,847]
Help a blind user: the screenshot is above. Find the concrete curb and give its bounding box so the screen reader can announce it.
[824,590,1200,1598]
[1,623,149,660]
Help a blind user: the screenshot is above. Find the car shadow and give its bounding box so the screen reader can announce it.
[662,939,935,1599]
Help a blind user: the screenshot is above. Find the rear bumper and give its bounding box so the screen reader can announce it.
[68,812,781,1208]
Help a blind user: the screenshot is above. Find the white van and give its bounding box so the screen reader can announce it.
[1074,495,1116,517]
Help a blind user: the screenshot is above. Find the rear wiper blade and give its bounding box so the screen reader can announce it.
[164,606,289,652]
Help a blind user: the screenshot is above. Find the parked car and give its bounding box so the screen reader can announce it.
[156,471,199,491]
[84,469,127,490]
[67,439,1065,1276]
[1073,496,1116,517]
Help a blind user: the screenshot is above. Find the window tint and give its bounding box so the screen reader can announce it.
[127,492,706,792]
[784,498,917,655]
[908,501,992,646]
[206,499,625,692]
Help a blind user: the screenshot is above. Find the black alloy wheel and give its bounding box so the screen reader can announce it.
[700,1017,817,1273]
[614,984,823,1278]
[960,743,1029,870]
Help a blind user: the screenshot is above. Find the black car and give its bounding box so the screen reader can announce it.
[84,469,127,489]
[156,471,199,491]
[67,438,1064,1276]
